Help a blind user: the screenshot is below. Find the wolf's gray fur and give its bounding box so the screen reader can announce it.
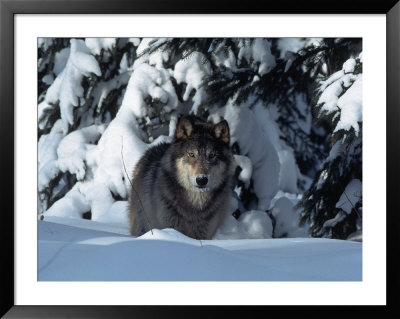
[128,115,235,240]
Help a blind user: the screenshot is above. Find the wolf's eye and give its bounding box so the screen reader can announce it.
[208,153,216,159]
[188,152,195,157]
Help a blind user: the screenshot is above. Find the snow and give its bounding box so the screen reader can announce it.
[38,38,53,51]
[128,38,141,47]
[45,184,90,219]
[316,177,361,235]
[85,38,116,55]
[347,228,362,242]
[44,104,150,219]
[213,46,237,70]
[318,58,362,136]
[57,124,106,180]
[44,39,101,133]
[211,99,302,210]
[82,118,148,220]
[46,94,149,221]
[319,70,344,92]
[335,75,363,134]
[215,211,273,240]
[316,169,329,190]
[336,179,362,214]
[271,197,308,238]
[218,101,281,210]
[42,74,54,85]
[238,39,276,76]
[233,155,252,187]
[38,120,64,192]
[277,38,305,58]
[121,63,178,118]
[173,52,211,113]
[95,201,130,226]
[277,149,300,194]
[318,74,345,114]
[277,38,322,60]
[358,51,363,63]
[343,58,357,73]
[322,211,347,229]
[38,218,362,281]
[38,100,54,130]
[69,39,102,77]
[119,53,129,72]
[133,38,169,69]
[253,103,301,194]
[326,140,342,161]
[53,47,70,76]
[237,210,273,239]
[92,71,132,113]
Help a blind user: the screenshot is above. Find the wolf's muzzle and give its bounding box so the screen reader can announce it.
[196,175,208,187]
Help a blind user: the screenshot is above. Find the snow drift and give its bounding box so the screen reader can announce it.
[38,217,362,281]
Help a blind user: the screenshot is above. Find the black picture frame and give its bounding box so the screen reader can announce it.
[1,0,399,317]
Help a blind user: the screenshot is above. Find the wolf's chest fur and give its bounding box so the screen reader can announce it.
[155,176,231,239]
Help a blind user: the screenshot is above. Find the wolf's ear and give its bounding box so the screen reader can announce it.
[175,116,193,140]
[213,120,230,144]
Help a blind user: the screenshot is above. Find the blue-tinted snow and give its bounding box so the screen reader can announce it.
[38,219,362,281]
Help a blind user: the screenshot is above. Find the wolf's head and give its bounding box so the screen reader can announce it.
[170,115,234,193]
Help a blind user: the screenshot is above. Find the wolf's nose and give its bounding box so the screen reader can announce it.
[196,176,208,187]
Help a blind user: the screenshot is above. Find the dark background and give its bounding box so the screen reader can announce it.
[1,0,398,318]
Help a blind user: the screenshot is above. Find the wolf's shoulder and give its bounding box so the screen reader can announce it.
[134,142,170,178]
[141,142,170,165]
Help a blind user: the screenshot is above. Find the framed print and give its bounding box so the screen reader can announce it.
[1,0,399,317]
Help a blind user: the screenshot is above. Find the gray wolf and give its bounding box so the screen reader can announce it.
[128,115,235,240]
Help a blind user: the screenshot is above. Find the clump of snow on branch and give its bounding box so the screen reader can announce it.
[85,38,116,55]
[234,155,252,188]
[215,210,273,239]
[210,100,281,211]
[38,120,64,192]
[211,99,302,211]
[57,124,106,180]
[238,39,276,76]
[336,179,361,215]
[271,197,308,238]
[40,39,102,133]
[45,183,90,219]
[134,38,170,69]
[317,56,362,137]
[334,76,362,134]
[174,52,212,114]
[121,63,178,118]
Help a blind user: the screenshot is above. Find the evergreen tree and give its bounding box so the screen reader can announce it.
[38,38,137,214]
[298,50,363,240]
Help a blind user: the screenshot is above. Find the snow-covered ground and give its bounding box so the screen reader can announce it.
[38,216,362,281]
